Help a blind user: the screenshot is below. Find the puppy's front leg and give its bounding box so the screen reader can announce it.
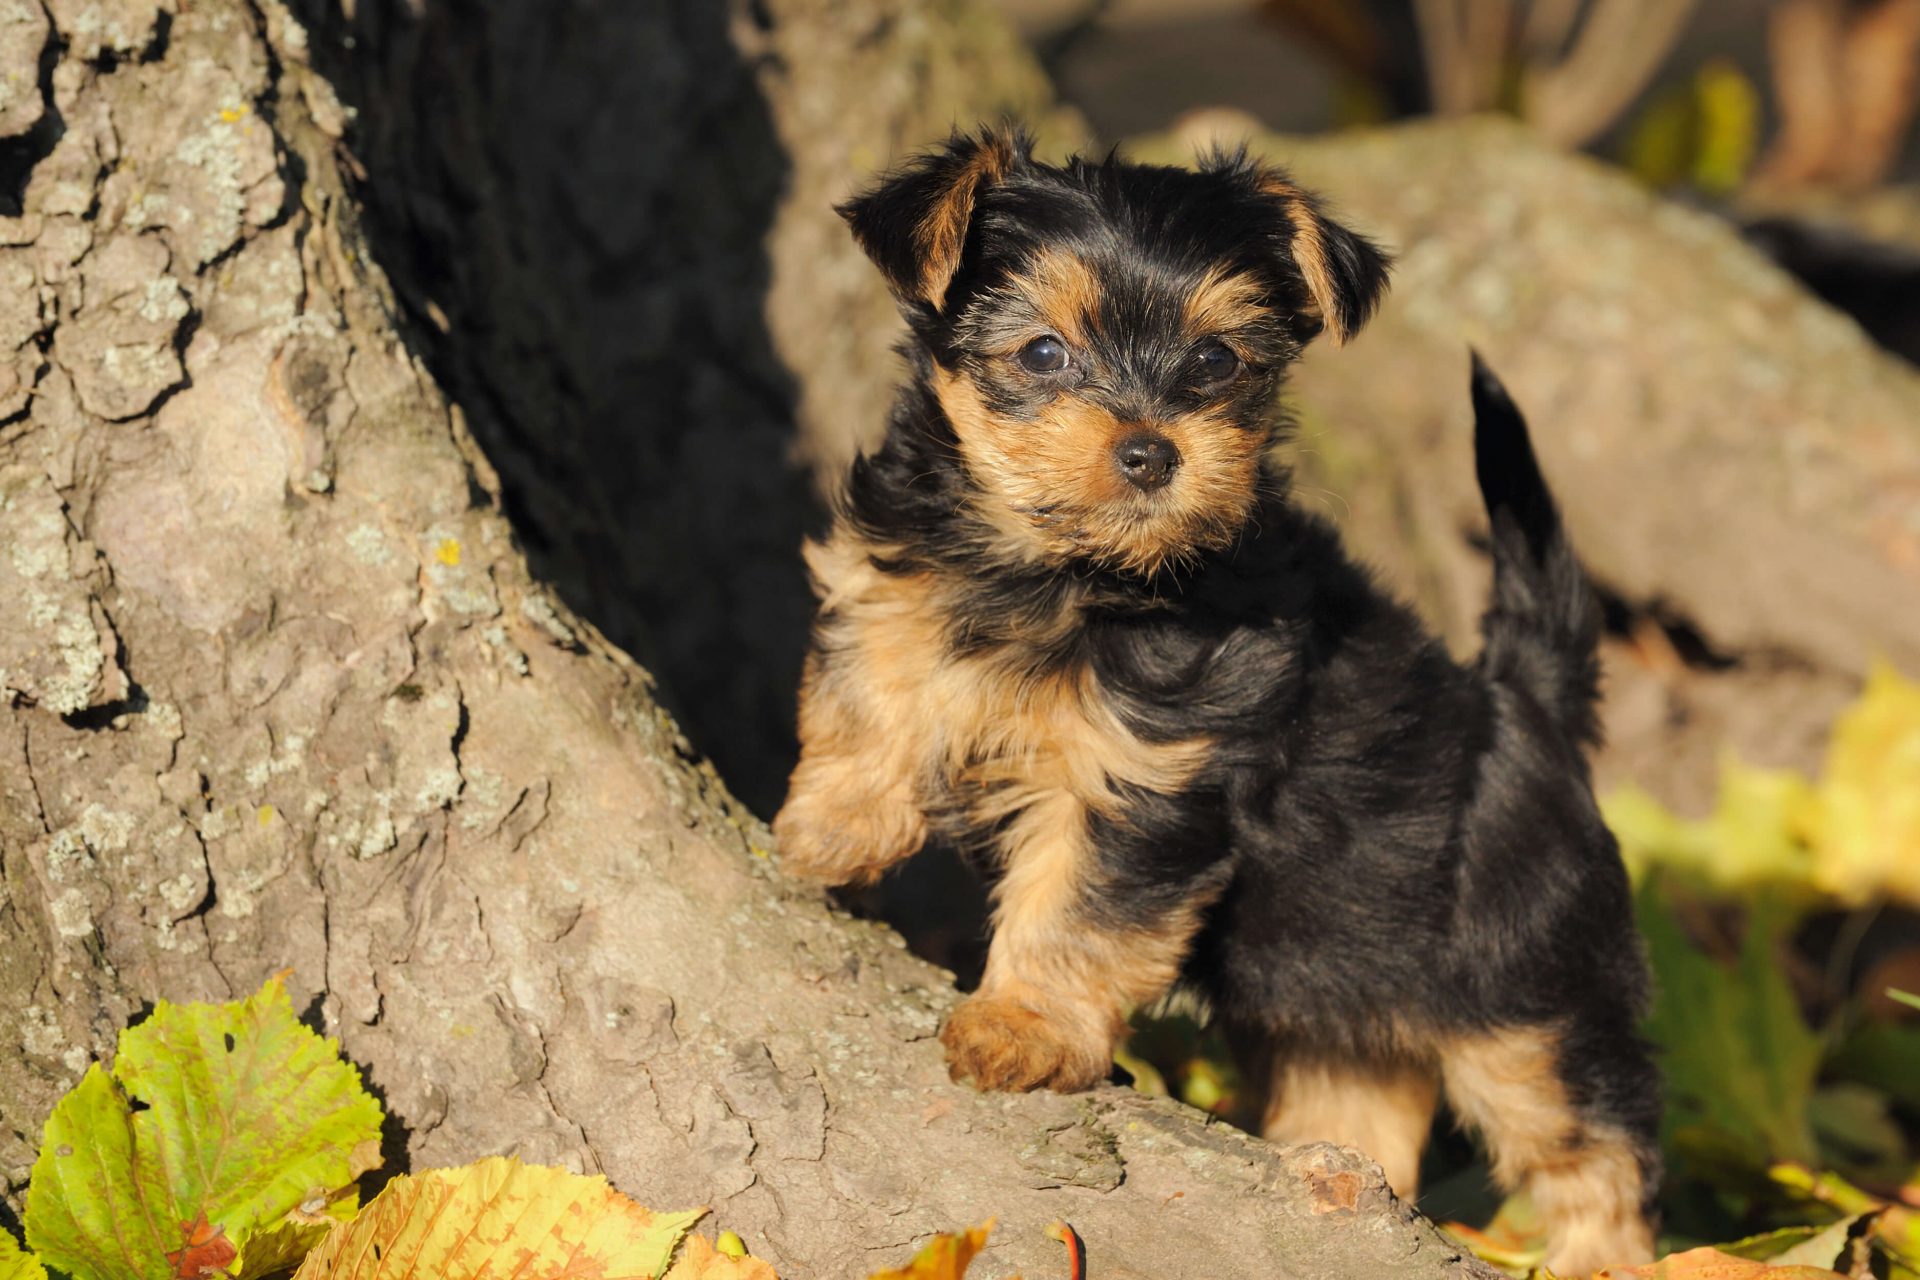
[941,790,1215,1092]
[774,647,930,886]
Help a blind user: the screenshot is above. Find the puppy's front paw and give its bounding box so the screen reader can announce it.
[772,786,926,886]
[940,994,1109,1092]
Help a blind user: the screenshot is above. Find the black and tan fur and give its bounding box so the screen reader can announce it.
[773,126,1661,1276]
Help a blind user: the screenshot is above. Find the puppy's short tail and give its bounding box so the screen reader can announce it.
[1470,352,1603,748]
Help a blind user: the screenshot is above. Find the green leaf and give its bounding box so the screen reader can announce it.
[290,1157,705,1280]
[233,1218,333,1280]
[1766,1166,1920,1273]
[1827,1020,1920,1111]
[1768,1164,1883,1216]
[0,1232,48,1280]
[1639,881,1823,1172]
[1716,1225,1831,1262]
[1808,1086,1907,1181]
[25,1065,174,1280]
[1888,989,1920,1014]
[25,975,383,1280]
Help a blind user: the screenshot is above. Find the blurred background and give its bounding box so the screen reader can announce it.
[1001,0,1920,376]
[300,0,1920,1269]
[999,0,1920,205]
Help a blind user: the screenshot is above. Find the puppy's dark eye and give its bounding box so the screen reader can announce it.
[1016,335,1070,373]
[1193,340,1241,387]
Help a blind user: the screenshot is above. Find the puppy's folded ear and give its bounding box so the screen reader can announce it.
[1252,166,1391,347]
[838,126,1027,310]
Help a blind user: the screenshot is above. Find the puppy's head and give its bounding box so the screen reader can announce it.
[840,126,1389,575]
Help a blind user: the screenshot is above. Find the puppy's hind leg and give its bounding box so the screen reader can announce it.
[1441,1022,1659,1277]
[1259,1051,1439,1202]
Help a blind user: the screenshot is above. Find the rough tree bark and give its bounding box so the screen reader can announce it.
[0,1,1493,1275]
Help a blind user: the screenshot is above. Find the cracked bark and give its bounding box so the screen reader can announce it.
[0,1,1494,1275]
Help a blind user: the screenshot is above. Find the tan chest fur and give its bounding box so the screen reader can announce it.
[803,532,1211,835]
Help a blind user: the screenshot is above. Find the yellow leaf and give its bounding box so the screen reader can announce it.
[0,1232,47,1280]
[1110,1044,1167,1097]
[1605,760,1818,899]
[1689,60,1761,195]
[1618,59,1758,195]
[290,1157,703,1280]
[1443,1193,1549,1272]
[1808,663,1920,907]
[1595,1245,1845,1277]
[866,1223,994,1280]
[235,1188,357,1280]
[1708,761,1821,895]
[1605,664,1920,912]
[663,1235,777,1280]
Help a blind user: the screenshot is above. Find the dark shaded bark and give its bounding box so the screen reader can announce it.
[287,0,1083,816]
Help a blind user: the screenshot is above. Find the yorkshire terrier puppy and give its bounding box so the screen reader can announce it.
[774,127,1659,1276]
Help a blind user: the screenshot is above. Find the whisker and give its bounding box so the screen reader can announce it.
[1293,485,1351,521]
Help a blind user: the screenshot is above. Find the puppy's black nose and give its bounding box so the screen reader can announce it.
[1113,432,1180,491]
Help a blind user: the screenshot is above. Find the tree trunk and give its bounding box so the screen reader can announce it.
[0,2,1489,1275]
